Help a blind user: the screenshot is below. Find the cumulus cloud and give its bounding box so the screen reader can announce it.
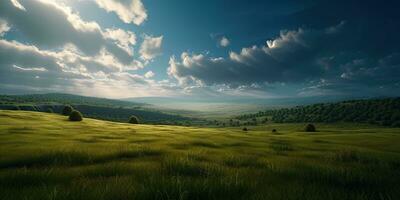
[219,36,230,47]
[144,71,155,78]
[95,0,147,25]
[139,35,163,61]
[0,0,136,66]
[0,38,175,98]
[169,23,346,87]
[104,28,136,55]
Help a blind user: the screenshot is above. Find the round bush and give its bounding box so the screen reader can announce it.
[129,115,139,124]
[69,110,83,121]
[242,127,248,131]
[47,108,54,113]
[62,105,73,116]
[305,124,316,132]
[272,129,277,133]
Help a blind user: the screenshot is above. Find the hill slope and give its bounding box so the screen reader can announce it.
[1,111,400,200]
[0,93,196,124]
[237,98,400,127]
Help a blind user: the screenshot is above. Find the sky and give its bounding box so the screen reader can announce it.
[0,0,400,99]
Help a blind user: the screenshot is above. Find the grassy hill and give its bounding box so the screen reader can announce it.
[1,110,400,199]
[0,93,198,124]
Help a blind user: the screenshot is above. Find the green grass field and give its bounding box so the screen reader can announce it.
[1,110,400,200]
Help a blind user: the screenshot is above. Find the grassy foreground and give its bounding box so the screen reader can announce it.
[0,111,400,200]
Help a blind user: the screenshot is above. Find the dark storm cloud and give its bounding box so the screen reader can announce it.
[169,22,346,85]
[169,0,400,96]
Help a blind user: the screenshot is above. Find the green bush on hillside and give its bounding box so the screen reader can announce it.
[305,124,316,132]
[69,110,83,121]
[129,115,139,124]
[62,105,73,116]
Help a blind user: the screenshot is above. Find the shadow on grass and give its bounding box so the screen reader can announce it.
[0,146,163,169]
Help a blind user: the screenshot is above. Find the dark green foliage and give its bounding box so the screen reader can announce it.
[236,98,400,127]
[46,108,54,113]
[69,110,83,121]
[62,105,73,116]
[272,129,277,133]
[305,124,316,132]
[0,93,144,107]
[128,115,139,124]
[242,127,248,131]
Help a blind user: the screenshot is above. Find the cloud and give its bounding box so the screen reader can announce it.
[219,36,230,47]
[169,23,346,86]
[95,0,147,25]
[10,0,25,11]
[144,71,155,78]
[13,65,47,72]
[0,38,177,98]
[140,35,163,61]
[0,0,136,66]
[104,28,136,55]
[0,19,10,37]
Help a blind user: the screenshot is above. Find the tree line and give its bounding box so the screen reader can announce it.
[236,98,400,127]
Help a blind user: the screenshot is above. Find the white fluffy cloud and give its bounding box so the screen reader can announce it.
[144,70,155,78]
[0,0,172,98]
[219,36,230,47]
[140,35,163,61]
[104,28,136,55]
[0,0,137,65]
[95,0,147,25]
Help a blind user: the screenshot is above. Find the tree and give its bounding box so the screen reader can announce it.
[62,105,73,116]
[304,124,316,132]
[47,108,54,113]
[69,110,83,121]
[129,115,139,124]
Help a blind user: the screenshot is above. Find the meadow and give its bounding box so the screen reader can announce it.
[1,110,400,200]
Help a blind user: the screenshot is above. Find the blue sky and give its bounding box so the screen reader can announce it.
[0,0,400,99]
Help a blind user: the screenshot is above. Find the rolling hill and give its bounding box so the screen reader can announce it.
[1,110,400,200]
[0,93,198,124]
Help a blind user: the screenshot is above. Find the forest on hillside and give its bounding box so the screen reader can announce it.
[236,98,400,127]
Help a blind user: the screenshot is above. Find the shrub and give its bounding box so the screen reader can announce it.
[47,108,54,113]
[62,105,73,116]
[305,124,316,132]
[272,129,277,133]
[128,115,139,124]
[69,110,83,121]
[242,127,248,131]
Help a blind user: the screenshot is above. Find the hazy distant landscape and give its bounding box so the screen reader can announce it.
[1,0,400,199]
